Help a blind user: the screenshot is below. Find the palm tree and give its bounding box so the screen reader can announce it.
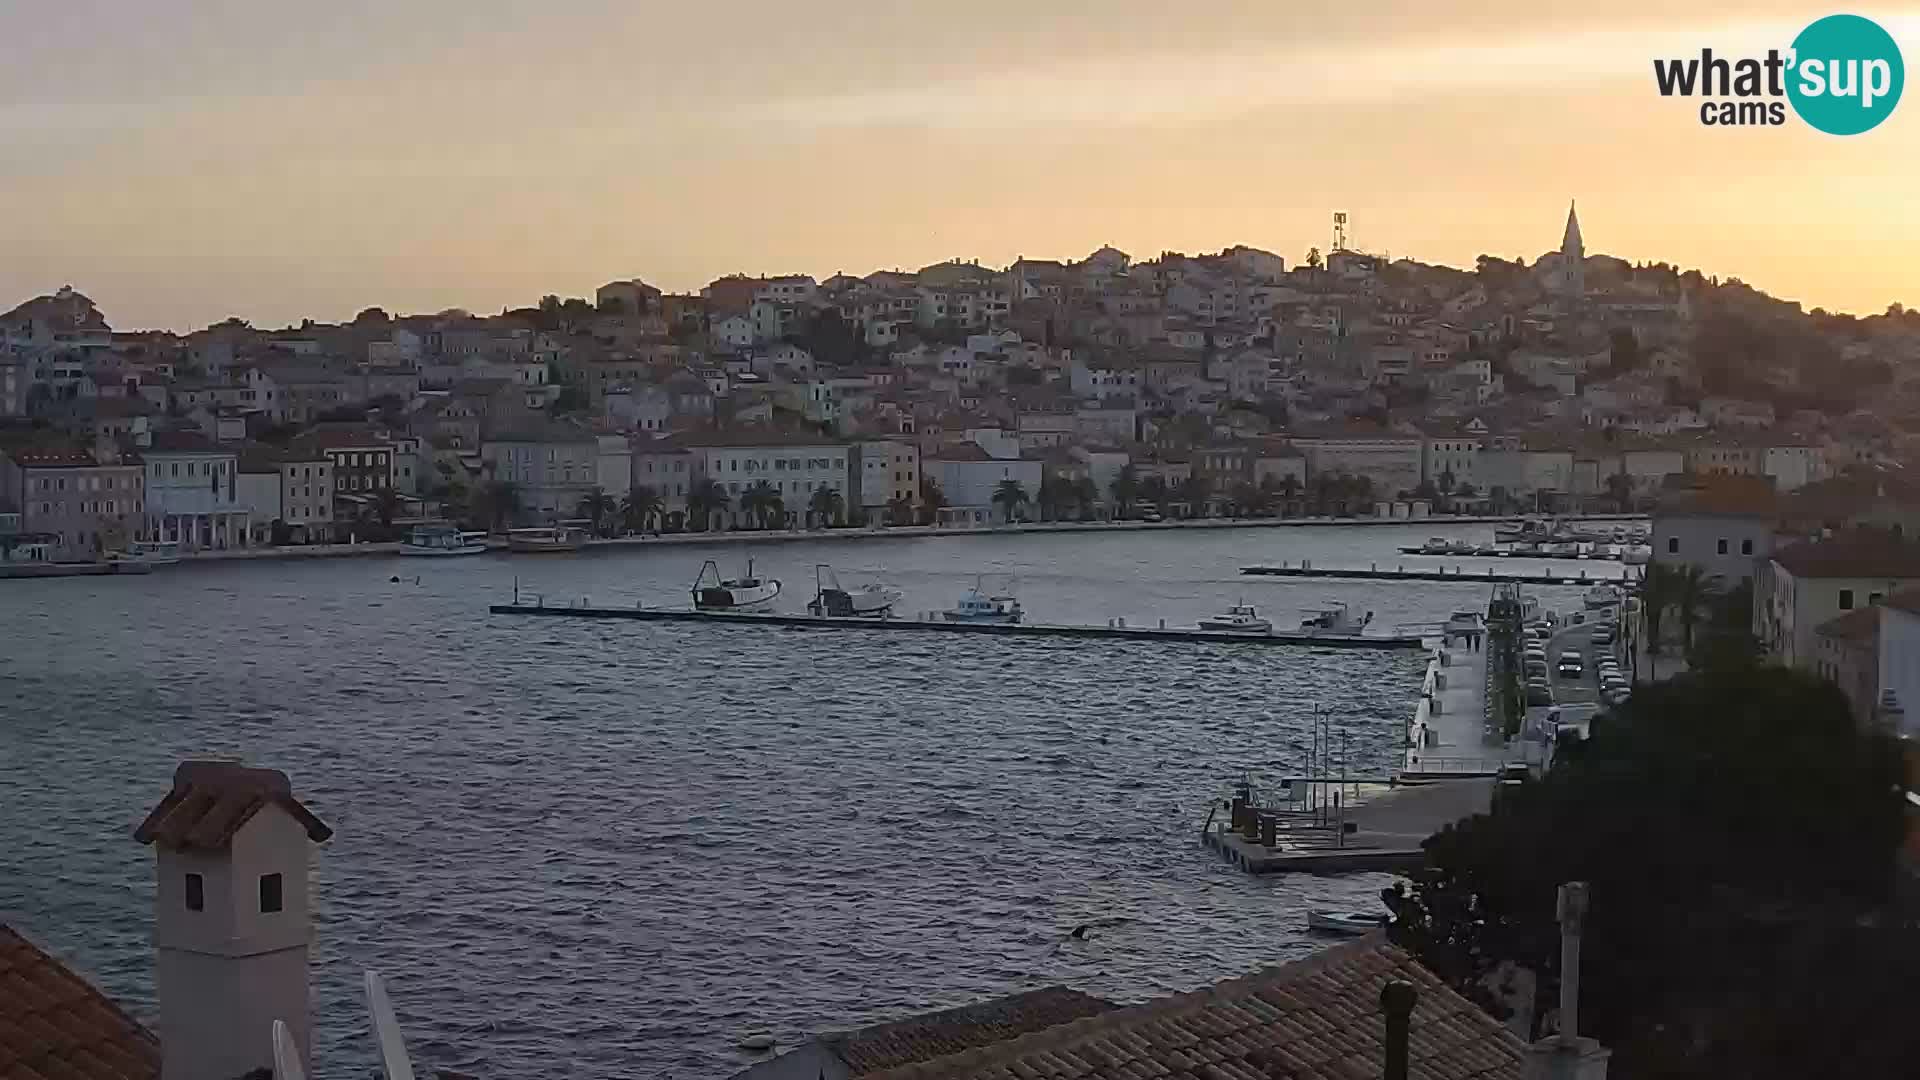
[687,480,729,531]
[919,477,947,525]
[1109,465,1139,518]
[992,479,1030,523]
[1071,475,1099,520]
[576,487,618,536]
[373,487,403,530]
[1233,482,1263,518]
[1140,476,1170,516]
[1640,561,1677,655]
[1174,475,1211,519]
[808,485,844,528]
[742,480,783,529]
[1676,564,1716,653]
[621,485,663,535]
[483,480,520,532]
[886,493,915,526]
[1277,473,1302,516]
[1604,472,1634,513]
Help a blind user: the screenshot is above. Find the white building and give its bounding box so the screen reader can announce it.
[142,431,249,551]
[681,432,851,528]
[1876,593,1920,737]
[481,423,603,523]
[1290,425,1424,497]
[925,443,1042,525]
[851,438,920,518]
[711,314,756,350]
[1651,487,1778,585]
[1758,530,1920,669]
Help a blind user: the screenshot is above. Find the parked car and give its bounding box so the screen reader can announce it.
[1525,660,1550,679]
[1527,685,1554,706]
[1592,625,1615,645]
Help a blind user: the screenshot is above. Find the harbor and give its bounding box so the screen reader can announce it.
[487,602,1431,649]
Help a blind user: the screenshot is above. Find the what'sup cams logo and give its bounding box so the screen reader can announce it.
[1654,13,1904,133]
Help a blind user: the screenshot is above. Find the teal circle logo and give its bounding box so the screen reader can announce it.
[1788,14,1904,135]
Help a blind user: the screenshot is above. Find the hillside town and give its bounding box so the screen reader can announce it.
[5,204,1920,561]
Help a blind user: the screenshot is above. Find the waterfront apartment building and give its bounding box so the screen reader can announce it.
[1651,483,1779,586]
[481,422,602,524]
[292,427,392,496]
[0,443,145,558]
[239,447,333,543]
[679,431,851,528]
[1757,529,1920,670]
[142,431,248,551]
[925,443,1042,525]
[1288,423,1424,498]
[850,438,919,520]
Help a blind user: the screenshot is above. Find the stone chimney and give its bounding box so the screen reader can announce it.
[1379,979,1416,1080]
[135,760,333,1080]
[1524,882,1611,1080]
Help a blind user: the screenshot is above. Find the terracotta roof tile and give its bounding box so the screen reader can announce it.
[1814,606,1881,643]
[864,938,1522,1080]
[825,987,1116,1076]
[1772,529,1920,580]
[133,761,331,853]
[0,926,158,1080]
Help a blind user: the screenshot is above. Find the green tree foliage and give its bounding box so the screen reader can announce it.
[1385,665,1910,1077]
[991,479,1029,522]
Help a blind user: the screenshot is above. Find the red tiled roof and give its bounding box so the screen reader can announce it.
[1884,587,1920,618]
[1814,605,1881,643]
[1772,529,1920,580]
[1656,478,1779,519]
[864,938,1523,1080]
[134,761,332,853]
[825,987,1117,1076]
[0,924,159,1080]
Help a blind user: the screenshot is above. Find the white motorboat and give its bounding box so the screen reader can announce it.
[1620,546,1651,566]
[692,558,782,611]
[1300,602,1373,635]
[400,524,487,556]
[112,539,181,567]
[808,564,901,617]
[1584,584,1624,609]
[1307,909,1389,935]
[944,580,1023,624]
[1444,609,1484,635]
[506,525,589,553]
[1197,604,1273,633]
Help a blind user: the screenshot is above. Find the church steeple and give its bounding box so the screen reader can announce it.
[1562,200,1584,259]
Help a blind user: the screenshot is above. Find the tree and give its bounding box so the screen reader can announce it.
[551,386,588,415]
[687,480,730,531]
[807,485,844,528]
[1608,326,1641,371]
[918,478,947,525]
[1035,474,1071,522]
[886,493,915,526]
[1604,472,1634,512]
[1675,564,1716,653]
[1385,665,1908,1077]
[1640,561,1677,655]
[1277,473,1302,515]
[1174,475,1211,518]
[1109,465,1140,518]
[992,479,1029,523]
[1071,475,1099,520]
[372,487,402,529]
[621,485,663,535]
[481,480,520,531]
[1305,246,1323,271]
[576,487,618,536]
[1140,476,1170,516]
[741,481,784,529]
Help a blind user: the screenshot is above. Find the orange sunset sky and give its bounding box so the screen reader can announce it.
[2,1,1915,330]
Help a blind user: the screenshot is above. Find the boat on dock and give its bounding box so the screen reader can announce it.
[1584,584,1624,609]
[506,525,589,553]
[807,564,901,617]
[944,579,1023,624]
[1306,909,1390,935]
[1299,602,1372,636]
[692,558,781,611]
[1196,604,1273,633]
[111,539,181,567]
[400,524,488,556]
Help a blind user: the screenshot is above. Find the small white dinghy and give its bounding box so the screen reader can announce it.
[1306,909,1388,935]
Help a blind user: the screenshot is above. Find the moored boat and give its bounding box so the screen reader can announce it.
[807,564,901,617]
[400,524,488,556]
[692,558,782,611]
[1197,604,1273,633]
[506,526,589,553]
[1307,909,1389,935]
[1299,602,1373,636]
[944,579,1022,624]
[112,539,181,567]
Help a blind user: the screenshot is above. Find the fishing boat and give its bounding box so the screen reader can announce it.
[111,539,181,567]
[506,525,589,553]
[692,558,782,611]
[1307,909,1389,935]
[1299,602,1373,635]
[400,524,488,556]
[943,579,1022,624]
[807,564,901,617]
[1197,603,1273,633]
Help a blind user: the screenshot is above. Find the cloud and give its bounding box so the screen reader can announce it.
[733,17,1843,133]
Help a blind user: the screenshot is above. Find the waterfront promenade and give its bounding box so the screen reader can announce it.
[153,512,1648,567]
[1403,638,1507,778]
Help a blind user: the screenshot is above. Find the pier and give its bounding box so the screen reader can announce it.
[487,603,1429,649]
[1240,563,1638,586]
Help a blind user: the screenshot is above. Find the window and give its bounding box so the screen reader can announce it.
[1666,537,1678,554]
[185,873,204,911]
[1840,589,1855,611]
[259,872,284,913]
[1741,538,1753,555]
[1871,593,1884,606]
[1717,538,1728,555]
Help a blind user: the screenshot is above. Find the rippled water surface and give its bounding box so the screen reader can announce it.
[0,523,1594,1078]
